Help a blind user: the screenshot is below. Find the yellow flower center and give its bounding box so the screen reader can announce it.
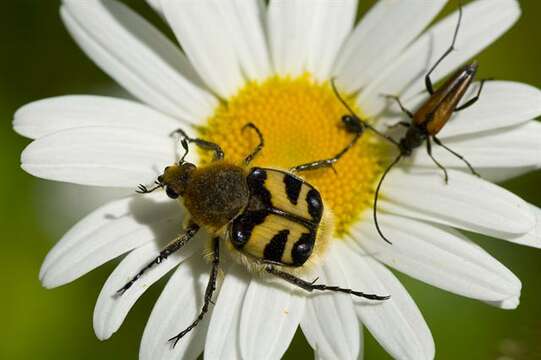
[199,75,385,237]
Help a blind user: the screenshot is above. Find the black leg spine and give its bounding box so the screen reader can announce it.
[116,223,200,295]
[266,266,390,301]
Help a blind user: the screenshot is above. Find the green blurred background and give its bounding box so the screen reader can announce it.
[1,1,540,359]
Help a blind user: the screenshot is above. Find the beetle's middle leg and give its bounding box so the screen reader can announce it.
[381,94,414,119]
[426,136,449,184]
[433,136,480,177]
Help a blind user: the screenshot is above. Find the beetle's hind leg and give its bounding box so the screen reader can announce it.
[171,128,224,161]
[433,136,480,177]
[266,266,389,301]
[242,122,265,165]
[169,237,220,347]
[116,223,200,295]
[290,133,361,174]
[426,137,449,184]
[425,2,463,94]
[454,79,488,112]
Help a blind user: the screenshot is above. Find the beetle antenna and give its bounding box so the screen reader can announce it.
[330,78,360,119]
[373,154,403,245]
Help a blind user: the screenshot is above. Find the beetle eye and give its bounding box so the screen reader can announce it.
[342,115,354,124]
[165,187,179,199]
[157,175,164,183]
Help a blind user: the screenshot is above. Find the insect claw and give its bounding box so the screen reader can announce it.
[168,330,189,348]
[168,336,180,349]
[310,277,319,285]
[115,285,129,296]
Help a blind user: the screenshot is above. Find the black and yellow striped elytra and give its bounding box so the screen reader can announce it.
[124,123,389,348]
[230,167,323,267]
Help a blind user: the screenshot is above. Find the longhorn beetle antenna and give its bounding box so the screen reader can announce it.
[373,154,402,245]
[330,78,359,119]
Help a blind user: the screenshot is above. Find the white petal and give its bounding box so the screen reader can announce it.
[93,236,203,340]
[361,0,521,115]
[410,122,541,170]
[13,96,182,140]
[337,242,434,360]
[300,247,361,360]
[61,0,217,122]
[140,256,210,360]
[305,0,357,81]
[267,0,310,77]
[487,297,520,310]
[40,192,180,288]
[504,204,541,248]
[334,0,446,92]
[204,264,249,360]
[352,214,521,308]
[380,168,535,237]
[268,0,356,79]
[225,0,272,81]
[21,127,175,187]
[240,277,305,360]
[161,0,263,98]
[476,166,538,183]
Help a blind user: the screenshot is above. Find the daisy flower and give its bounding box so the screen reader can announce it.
[14,0,541,359]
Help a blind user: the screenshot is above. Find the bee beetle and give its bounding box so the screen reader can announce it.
[120,123,389,346]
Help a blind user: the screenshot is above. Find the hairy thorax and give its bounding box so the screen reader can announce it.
[182,161,250,231]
